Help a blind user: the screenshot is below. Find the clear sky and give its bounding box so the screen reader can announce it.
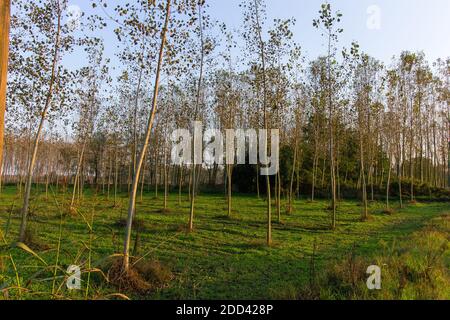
[65,0,450,69]
[207,0,450,64]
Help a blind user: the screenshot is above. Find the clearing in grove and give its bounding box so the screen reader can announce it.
[0,186,449,300]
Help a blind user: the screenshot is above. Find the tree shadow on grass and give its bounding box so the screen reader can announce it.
[220,239,268,252]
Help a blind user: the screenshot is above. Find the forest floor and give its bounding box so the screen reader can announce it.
[0,185,449,300]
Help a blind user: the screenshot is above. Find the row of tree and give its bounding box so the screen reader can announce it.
[0,0,449,272]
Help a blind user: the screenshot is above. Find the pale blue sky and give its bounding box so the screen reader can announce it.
[208,0,450,64]
[65,0,450,70]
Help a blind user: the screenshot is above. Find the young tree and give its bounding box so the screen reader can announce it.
[188,0,212,232]
[122,0,199,271]
[123,0,172,272]
[70,40,109,209]
[348,45,383,220]
[313,3,344,229]
[242,0,274,245]
[13,0,76,242]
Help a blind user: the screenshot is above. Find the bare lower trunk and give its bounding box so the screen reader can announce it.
[107,151,112,200]
[155,154,159,198]
[188,164,197,232]
[288,143,297,214]
[359,132,368,220]
[311,153,317,201]
[70,142,87,208]
[21,120,51,241]
[163,148,168,210]
[114,147,118,206]
[178,165,183,205]
[276,171,281,223]
[386,155,392,210]
[140,154,147,202]
[256,164,260,199]
[227,164,232,217]
[45,168,49,200]
[265,175,272,246]
[398,158,403,209]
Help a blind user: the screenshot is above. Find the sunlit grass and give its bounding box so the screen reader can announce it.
[0,185,448,300]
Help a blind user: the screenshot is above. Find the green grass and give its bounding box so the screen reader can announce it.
[0,185,449,300]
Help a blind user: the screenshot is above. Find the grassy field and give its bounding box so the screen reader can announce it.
[0,185,449,300]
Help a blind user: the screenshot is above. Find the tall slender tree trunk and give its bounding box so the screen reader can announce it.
[132,68,144,180]
[254,0,272,246]
[0,0,11,189]
[327,35,337,230]
[123,0,171,272]
[70,141,87,208]
[140,154,146,202]
[386,153,392,210]
[311,149,318,201]
[359,127,368,220]
[178,165,183,205]
[227,164,232,217]
[277,171,281,223]
[288,141,298,214]
[155,149,159,198]
[163,144,168,210]
[127,157,132,194]
[256,163,260,199]
[19,4,61,242]
[114,146,119,206]
[444,104,449,188]
[107,149,112,200]
[44,166,48,199]
[188,3,205,233]
[296,155,301,200]
[398,149,403,209]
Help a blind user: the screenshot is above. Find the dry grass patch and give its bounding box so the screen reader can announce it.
[103,257,174,296]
